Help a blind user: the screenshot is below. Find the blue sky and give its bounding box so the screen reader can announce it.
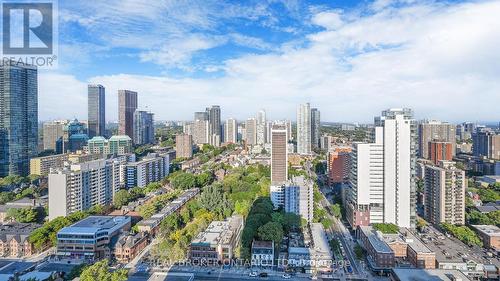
[39,0,500,122]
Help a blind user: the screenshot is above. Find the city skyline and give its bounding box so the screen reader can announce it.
[39,0,500,123]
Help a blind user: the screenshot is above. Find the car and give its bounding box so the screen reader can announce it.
[282,273,291,279]
[259,272,268,278]
[249,272,258,277]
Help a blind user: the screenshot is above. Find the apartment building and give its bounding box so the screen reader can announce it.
[87,135,133,155]
[348,108,416,228]
[270,123,288,184]
[124,153,169,188]
[424,161,465,225]
[327,147,351,184]
[30,152,102,176]
[175,134,193,159]
[48,158,123,220]
[429,141,453,165]
[418,120,456,159]
[284,176,314,223]
[347,141,383,227]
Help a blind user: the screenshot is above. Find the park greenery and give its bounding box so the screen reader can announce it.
[240,197,301,260]
[467,210,500,227]
[440,223,483,247]
[150,199,214,262]
[372,223,399,234]
[320,126,368,142]
[79,259,127,281]
[151,163,299,262]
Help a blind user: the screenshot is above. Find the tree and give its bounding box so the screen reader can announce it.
[282,213,301,233]
[234,200,252,217]
[170,172,197,190]
[161,213,180,235]
[416,218,428,232]
[196,172,214,187]
[257,222,283,244]
[354,244,365,260]
[198,184,233,219]
[6,207,37,223]
[372,223,399,234]
[331,204,341,218]
[80,259,127,281]
[478,189,500,203]
[440,223,483,247]
[113,190,132,209]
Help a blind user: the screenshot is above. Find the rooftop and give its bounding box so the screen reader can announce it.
[417,225,500,268]
[391,268,471,281]
[58,216,130,235]
[359,226,393,254]
[252,240,274,249]
[472,225,500,237]
[310,223,332,257]
[192,215,243,246]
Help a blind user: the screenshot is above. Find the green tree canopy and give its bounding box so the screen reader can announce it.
[80,259,127,281]
[257,222,284,244]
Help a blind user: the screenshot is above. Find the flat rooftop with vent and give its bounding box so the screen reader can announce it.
[189,215,243,263]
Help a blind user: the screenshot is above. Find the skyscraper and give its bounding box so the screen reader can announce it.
[311,108,320,149]
[347,108,416,228]
[194,112,208,121]
[43,120,67,151]
[375,108,416,228]
[256,109,267,145]
[206,105,221,139]
[88,84,106,138]
[0,62,38,177]
[297,103,311,154]
[472,128,500,160]
[118,90,138,139]
[424,161,465,225]
[418,120,456,159]
[429,141,453,165]
[224,118,237,143]
[347,141,384,227]
[284,176,314,223]
[271,123,288,184]
[48,158,122,220]
[133,110,154,145]
[245,118,257,145]
[176,134,193,159]
[193,119,209,145]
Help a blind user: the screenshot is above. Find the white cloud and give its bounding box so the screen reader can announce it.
[40,0,500,123]
[312,11,344,30]
[139,35,226,69]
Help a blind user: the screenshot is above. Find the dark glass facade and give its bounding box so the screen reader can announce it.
[88,84,105,138]
[0,62,38,176]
